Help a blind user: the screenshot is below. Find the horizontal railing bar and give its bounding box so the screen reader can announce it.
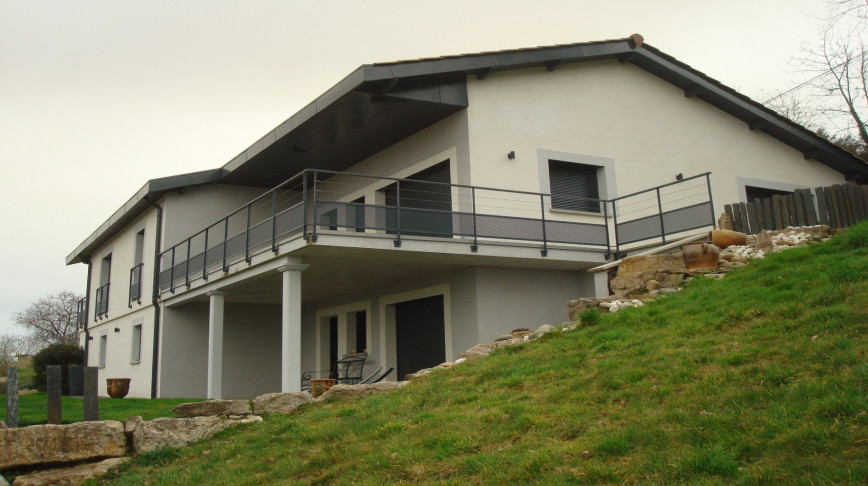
[610,172,711,202]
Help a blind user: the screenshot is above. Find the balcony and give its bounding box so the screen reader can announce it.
[76,298,86,330]
[95,283,110,319]
[129,263,144,307]
[157,169,714,296]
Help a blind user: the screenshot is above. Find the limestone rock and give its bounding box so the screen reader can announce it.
[405,368,433,380]
[494,334,513,342]
[646,279,660,291]
[316,382,405,403]
[0,473,7,486]
[438,362,454,368]
[459,342,497,360]
[0,421,127,470]
[11,457,128,486]
[617,254,687,275]
[132,416,258,454]
[454,358,467,365]
[0,421,6,429]
[124,416,142,435]
[251,392,314,415]
[172,399,250,417]
[610,269,685,296]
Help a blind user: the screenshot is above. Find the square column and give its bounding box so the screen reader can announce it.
[206,290,226,399]
[278,262,308,392]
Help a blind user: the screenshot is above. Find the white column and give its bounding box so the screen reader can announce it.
[278,263,308,392]
[206,290,225,399]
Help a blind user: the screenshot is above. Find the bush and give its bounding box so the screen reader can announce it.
[32,344,84,394]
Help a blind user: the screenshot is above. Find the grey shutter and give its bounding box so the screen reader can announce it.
[549,161,599,212]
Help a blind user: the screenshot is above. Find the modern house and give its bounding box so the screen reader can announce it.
[67,35,868,399]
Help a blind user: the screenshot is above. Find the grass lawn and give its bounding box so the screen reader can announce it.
[81,221,868,484]
[1,393,201,426]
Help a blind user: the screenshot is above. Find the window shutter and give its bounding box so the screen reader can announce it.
[549,161,600,212]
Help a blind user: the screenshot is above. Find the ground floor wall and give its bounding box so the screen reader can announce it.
[83,307,156,398]
[154,265,599,398]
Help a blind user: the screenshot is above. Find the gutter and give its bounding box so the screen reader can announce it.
[82,258,93,361]
[144,196,163,399]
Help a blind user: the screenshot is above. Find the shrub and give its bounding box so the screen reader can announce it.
[31,344,84,394]
[579,308,602,326]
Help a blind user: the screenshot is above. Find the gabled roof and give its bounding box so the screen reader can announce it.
[67,35,868,264]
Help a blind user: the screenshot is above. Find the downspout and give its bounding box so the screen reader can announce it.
[82,258,93,362]
[145,196,163,399]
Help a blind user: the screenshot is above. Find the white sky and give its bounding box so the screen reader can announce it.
[0,0,832,336]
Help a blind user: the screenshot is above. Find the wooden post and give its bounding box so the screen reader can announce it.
[738,203,750,235]
[83,366,99,422]
[815,187,829,226]
[47,365,62,425]
[771,195,784,230]
[731,204,744,232]
[792,192,806,227]
[724,204,735,229]
[6,366,18,428]
[762,198,774,232]
[746,201,760,234]
[828,185,844,228]
[799,189,818,226]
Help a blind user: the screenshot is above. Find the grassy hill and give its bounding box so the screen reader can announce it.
[98,222,867,485]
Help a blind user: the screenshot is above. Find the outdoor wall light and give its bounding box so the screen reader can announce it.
[507,151,516,160]
[114,327,120,333]
[675,173,684,181]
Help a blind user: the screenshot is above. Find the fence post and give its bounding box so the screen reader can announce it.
[203,226,209,281]
[169,247,176,294]
[612,200,621,259]
[394,180,402,248]
[705,173,716,230]
[47,365,62,425]
[603,202,612,259]
[83,366,99,422]
[272,190,278,253]
[312,172,319,243]
[185,239,191,288]
[222,217,229,272]
[6,366,18,428]
[244,203,252,263]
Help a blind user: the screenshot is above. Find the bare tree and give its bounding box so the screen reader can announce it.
[0,334,40,374]
[13,290,83,346]
[766,0,867,158]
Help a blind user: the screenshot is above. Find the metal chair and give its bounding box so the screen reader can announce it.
[360,367,393,384]
[301,353,368,391]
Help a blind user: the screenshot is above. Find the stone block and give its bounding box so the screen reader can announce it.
[12,457,128,486]
[251,392,314,415]
[172,399,250,417]
[617,254,686,275]
[0,421,127,471]
[316,382,405,403]
[132,416,260,454]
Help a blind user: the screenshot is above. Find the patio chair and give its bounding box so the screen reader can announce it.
[301,352,368,391]
[360,367,393,384]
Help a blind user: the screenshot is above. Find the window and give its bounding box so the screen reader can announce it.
[130,230,145,306]
[745,185,792,203]
[354,311,367,353]
[548,160,601,213]
[130,323,143,364]
[99,334,108,368]
[96,254,111,319]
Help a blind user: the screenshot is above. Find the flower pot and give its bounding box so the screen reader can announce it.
[309,378,336,398]
[682,242,720,270]
[106,378,131,399]
[708,229,747,249]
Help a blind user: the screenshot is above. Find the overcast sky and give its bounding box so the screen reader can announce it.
[0,0,832,336]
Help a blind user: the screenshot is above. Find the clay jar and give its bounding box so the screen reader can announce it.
[106,378,131,398]
[708,229,747,249]
[682,242,720,270]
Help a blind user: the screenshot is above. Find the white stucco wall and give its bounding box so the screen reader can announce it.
[465,60,845,217]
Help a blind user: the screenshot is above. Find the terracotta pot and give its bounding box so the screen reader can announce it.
[708,229,747,249]
[106,378,131,399]
[309,378,337,398]
[682,242,720,270]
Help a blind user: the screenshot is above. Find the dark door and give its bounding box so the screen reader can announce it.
[395,295,446,380]
[328,316,338,378]
[384,161,452,237]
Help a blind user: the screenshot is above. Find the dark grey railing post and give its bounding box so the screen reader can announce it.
[83,366,99,422]
[612,200,621,259]
[169,247,176,294]
[394,180,402,247]
[6,366,18,428]
[222,217,229,273]
[656,187,666,244]
[470,187,478,252]
[603,202,612,259]
[47,365,61,424]
[302,172,309,239]
[705,173,715,226]
[128,267,135,308]
[244,203,252,263]
[202,227,209,281]
[271,190,278,253]
[185,239,191,288]
[539,194,548,257]
[311,172,319,243]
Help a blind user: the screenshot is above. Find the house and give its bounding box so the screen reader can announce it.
[66,35,868,399]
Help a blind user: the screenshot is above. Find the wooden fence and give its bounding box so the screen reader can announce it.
[724,184,868,235]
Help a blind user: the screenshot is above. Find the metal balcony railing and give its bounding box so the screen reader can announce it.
[156,169,715,296]
[76,298,86,330]
[129,263,144,307]
[95,283,110,319]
